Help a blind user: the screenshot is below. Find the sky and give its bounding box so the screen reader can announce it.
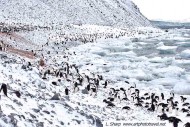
[132,0,190,22]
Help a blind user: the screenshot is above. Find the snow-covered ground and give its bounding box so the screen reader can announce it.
[0,0,152,28]
[0,25,190,127]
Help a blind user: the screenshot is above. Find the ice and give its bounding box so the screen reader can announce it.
[0,10,190,126]
[180,49,190,58]
[157,45,177,54]
[174,82,190,95]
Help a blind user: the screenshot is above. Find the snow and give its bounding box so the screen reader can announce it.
[0,1,190,126]
[0,0,152,28]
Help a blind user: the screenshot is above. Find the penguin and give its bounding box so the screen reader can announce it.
[151,93,155,100]
[168,117,181,127]
[95,79,99,88]
[127,88,131,96]
[122,106,130,110]
[14,91,21,98]
[180,96,187,102]
[107,103,115,108]
[183,102,190,106]
[146,96,150,100]
[135,89,140,97]
[157,104,163,113]
[157,111,168,121]
[110,88,115,93]
[73,82,79,93]
[90,88,97,97]
[131,96,135,102]
[103,99,108,103]
[155,103,158,111]
[148,103,155,112]
[116,95,121,103]
[85,75,90,83]
[134,103,142,107]
[52,81,58,86]
[65,88,69,95]
[144,104,149,108]
[175,108,179,116]
[59,72,63,78]
[155,96,159,101]
[77,77,83,86]
[140,97,145,100]
[168,106,173,114]
[86,84,91,91]
[159,103,168,109]
[123,90,128,99]
[122,97,129,101]
[97,75,103,80]
[120,87,126,91]
[107,97,114,102]
[184,122,190,127]
[161,93,164,100]
[103,80,108,88]
[0,83,8,97]
[181,108,189,113]
[124,81,129,84]
[170,92,174,98]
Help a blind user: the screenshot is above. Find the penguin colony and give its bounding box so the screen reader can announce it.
[37,56,190,127]
[1,40,190,127]
[0,24,190,127]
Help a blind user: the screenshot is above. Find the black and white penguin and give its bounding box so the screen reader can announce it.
[180,96,187,102]
[73,82,79,93]
[168,117,181,127]
[65,88,69,95]
[0,83,8,97]
[184,122,190,127]
[13,91,21,98]
[90,87,97,97]
[158,108,168,120]
[161,93,164,100]
[148,103,155,112]
[170,92,174,98]
[122,106,131,111]
[86,84,91,91]
[175,108,179,116]
[158,109,168,121]
[103,80,108,88]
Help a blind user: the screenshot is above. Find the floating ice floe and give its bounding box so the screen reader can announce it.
[157,45,177,54]
[177,41,190,47]
[174,81,190,95]
[180,49,190,58]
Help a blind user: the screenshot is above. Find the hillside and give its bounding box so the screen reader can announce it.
[0,0,152,28]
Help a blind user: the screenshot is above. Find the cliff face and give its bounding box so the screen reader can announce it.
[0,0,152,28]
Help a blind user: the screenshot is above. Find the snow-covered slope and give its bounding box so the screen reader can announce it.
[1,28,190,127]
[0,0,152,28]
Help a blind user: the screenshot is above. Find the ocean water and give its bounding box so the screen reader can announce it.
[65,29,190,94]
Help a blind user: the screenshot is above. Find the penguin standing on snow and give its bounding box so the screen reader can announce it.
[102,80,108,88]
[65,87,69,95]
[180,96,187,102]
[86,84,91,92]
[175,108,179,116]
[161,93,164,100]
[90,87,97,97]
[0,83,8,97]
[73,82,79,93]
